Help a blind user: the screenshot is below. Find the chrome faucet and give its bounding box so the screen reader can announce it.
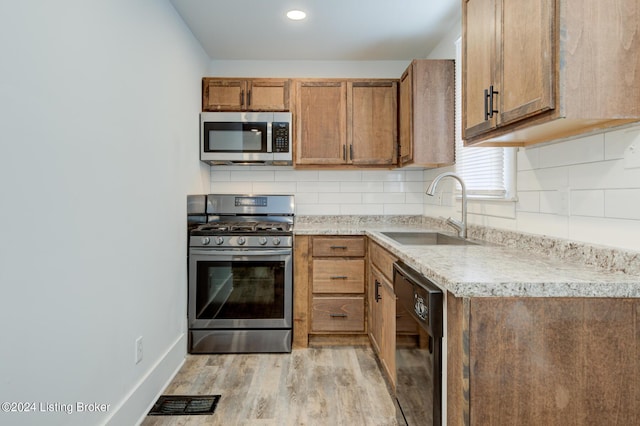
[426,172,468,239]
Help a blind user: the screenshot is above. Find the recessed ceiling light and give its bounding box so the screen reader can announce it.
[286,10,306,21]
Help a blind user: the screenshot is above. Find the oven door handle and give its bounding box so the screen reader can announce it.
[189,248,292,257]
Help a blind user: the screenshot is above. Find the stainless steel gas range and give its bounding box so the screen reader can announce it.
[187,194,294,353]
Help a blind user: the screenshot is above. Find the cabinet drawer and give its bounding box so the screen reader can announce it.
[311,297,365,332]
[369,241,397,282]
[312,259,365,293]
[312,237,365,257]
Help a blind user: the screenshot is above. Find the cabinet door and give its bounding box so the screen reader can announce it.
[498,0,555,126]
[247,79,289,111]
[202,79,246,111]
[398,67,413,166]
[349,81,397,166]
[368,267,384,354]
[370,265,396,386]
[379,277,396,386]
[462,0,498,139]
[295,81,347,165]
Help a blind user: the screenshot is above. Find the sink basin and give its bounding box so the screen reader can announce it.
[381,231,480,246]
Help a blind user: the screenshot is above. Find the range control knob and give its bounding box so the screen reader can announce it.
[201,237,211,245]
[272,237,281,246]
[215,236,224,245]
[237,237,246,245]
[258,237,268,246]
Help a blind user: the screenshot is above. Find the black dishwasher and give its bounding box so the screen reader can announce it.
[393,261,443,426]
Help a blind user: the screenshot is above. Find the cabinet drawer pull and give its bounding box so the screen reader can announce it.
[330,245,348,249]
[330,313,348,318]
[330,275,348,280]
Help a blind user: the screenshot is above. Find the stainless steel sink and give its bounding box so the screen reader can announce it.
[381,231,480,246]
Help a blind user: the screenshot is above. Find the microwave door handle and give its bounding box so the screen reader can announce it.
[267,122,273,153]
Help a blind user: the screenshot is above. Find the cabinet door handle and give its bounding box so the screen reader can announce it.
[240,90,245,106]
[484,88,490,121]
[247,90,251,106]
[488,85,499,119]
[350,144,354,160]
[375,280,382,302]
[330,313,347,318]
[330,245,348,249]
[343,144,347,160]
[330,275,348,280]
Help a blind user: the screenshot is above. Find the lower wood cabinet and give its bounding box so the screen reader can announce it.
[303,236,368,341]
[447,295,640,425]
[369,264,396,386]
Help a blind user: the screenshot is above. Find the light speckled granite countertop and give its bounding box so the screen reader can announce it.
[295,219,640,298]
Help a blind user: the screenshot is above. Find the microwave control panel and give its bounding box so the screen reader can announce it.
[272,122,290,153]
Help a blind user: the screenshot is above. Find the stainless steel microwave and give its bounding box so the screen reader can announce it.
[200,112,292,166]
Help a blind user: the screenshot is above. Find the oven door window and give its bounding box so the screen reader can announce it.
[203,122,267,153]
[194,260,285,321]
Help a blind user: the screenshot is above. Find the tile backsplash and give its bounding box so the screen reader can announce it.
[210,167,427,215]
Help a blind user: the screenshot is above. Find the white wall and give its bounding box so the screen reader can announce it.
[210,60,409,78]
[0,2,209,425]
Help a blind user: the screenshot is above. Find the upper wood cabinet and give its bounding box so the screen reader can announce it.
[349,81,397,166]
[294,79,397,167]
[202,78,290,111]
[398,60,455,167]
[294,80,348,165]
[463,0,640,146]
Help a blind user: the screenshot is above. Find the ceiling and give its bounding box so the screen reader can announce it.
[169,0,461,61]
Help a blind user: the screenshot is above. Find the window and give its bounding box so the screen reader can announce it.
[454,38,516,200]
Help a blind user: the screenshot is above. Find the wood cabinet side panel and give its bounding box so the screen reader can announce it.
[293,236,310,348]
[563,0,640,118]
[412,60,455,166]
[468,298,640,425]
[446,293,469,426]
[398,67,413,165]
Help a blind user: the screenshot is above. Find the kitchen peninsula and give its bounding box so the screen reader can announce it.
[293,216,640,425]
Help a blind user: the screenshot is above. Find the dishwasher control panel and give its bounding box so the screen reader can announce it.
[393,261,443,338]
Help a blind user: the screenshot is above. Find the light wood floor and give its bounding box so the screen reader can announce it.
[142,346,403,426]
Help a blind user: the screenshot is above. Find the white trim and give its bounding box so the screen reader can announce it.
[104,333,187,426]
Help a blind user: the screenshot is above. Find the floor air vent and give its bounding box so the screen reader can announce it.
[148,395,221,416]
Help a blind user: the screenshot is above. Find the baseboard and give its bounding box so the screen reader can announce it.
[104,333,186,426]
